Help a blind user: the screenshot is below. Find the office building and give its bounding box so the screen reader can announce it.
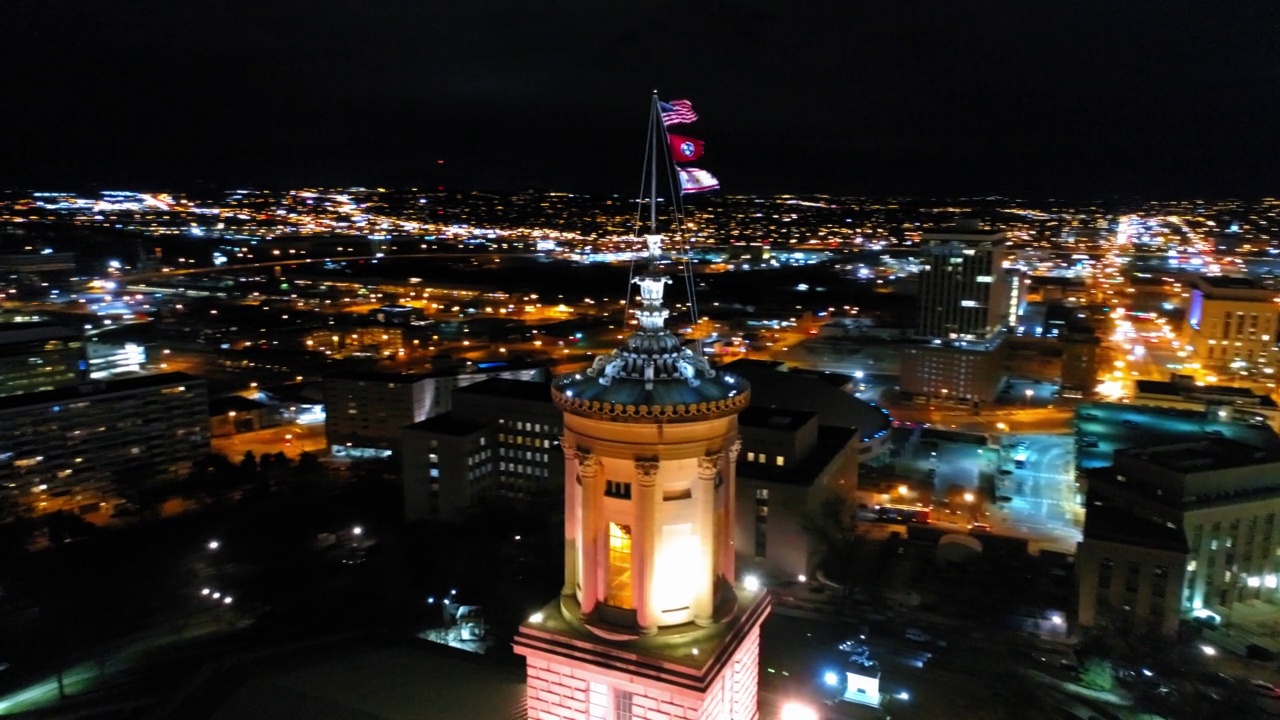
[899,338,1007,405]
[1183,275,1280,373]
[734,406,860,581]
[717,359,893,461]
[402,377,564,520]
[917,220,1016,340]
[0,322,86,397]
[514,237,766,720]
[402,414,491,521]
[0,372,209,521]
[1082,439,1280,631]
[1076,503,1188,637]
[1060,331,1101,399]
[1131,376,1279,429]
[324,364,545,457]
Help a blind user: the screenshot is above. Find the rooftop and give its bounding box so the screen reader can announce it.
[325,369,434,384]
[1135,379,1276,406]
[1197,275,1263,290]
[786,367,856,390]
[1118,438,1280,474]
[195,641,526,720]
[210,395,270,414]
[405,411,489,437]
[0,372,200,411]
[737,425,858,486]
[455,377,552,404]
[738,406,817,432]
[0,321,79,345]
[1082,499,1189,554]
[718,359,892,444]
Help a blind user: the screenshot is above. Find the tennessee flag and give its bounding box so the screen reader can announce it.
[668,134,704,163]
[678,167,720,194]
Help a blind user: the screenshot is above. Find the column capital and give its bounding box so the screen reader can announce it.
[697,454,719,480]
[728,439,742,463]
[579,450,602,479]
[560,438,577,462]
[634,459,660,488]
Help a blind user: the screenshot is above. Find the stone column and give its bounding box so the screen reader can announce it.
[578,450,603,616]
[720,439,741,583]
[694,454,719,626]
[634,459,660,635]
[561,440,578,597]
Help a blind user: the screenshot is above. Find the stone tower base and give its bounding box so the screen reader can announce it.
[513,590,769,720]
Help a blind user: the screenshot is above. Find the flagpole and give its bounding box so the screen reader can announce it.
[651,93,662,237]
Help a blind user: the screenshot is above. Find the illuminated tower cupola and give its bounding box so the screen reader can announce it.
[514,93,767,720]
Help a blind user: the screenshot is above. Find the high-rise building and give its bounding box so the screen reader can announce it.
[917,221,1016,340]
[0,372,209,520]
[0,321,86,397]
[323,364,545,457]
[1182,275,1280,374]
[402,377,564,520]
[514,236,767,720]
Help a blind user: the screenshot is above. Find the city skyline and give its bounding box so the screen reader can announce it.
[4,2,1278,197]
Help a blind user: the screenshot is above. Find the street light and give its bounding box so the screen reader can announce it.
[207,540,220,551]
[1024,388,1034,406]
[780,701,819,720]
[963,492,975,503]
[1201,644,1217,656]
[743,575,761,592]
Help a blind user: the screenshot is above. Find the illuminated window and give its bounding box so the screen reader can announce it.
[606,522,633,609]
[775,455,785,467]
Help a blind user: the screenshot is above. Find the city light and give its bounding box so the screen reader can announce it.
[823,671,839,686]
[743,575,761,592]
[1201,644,1217,656]
[207,540,220,551]
[780,701,819,720]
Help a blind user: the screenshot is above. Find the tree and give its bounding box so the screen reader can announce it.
[1078,657,1115,692]
[294,452,324,482]
[801,493,863,609]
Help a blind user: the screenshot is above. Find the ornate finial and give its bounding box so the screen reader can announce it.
[645,233,663,261]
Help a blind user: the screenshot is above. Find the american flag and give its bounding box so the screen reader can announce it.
[659,99,698,126]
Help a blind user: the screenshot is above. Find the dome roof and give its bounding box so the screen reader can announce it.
[551,251,749,422]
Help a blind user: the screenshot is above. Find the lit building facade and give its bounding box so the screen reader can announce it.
[1084,439,1280,629]
[0,372,209,520]
[1182,275,1280,374]
[0,322,86,397]
[514,236,767,720]
[1076,504,1188,637]
[402,377,564,520]
[899,338,1007,405]
[324,365,545,457]
[917,221,1016,340]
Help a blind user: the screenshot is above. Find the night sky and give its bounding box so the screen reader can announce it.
[3,1,1277,197]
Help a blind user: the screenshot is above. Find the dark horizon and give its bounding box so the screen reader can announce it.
[3,1,1278,198]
